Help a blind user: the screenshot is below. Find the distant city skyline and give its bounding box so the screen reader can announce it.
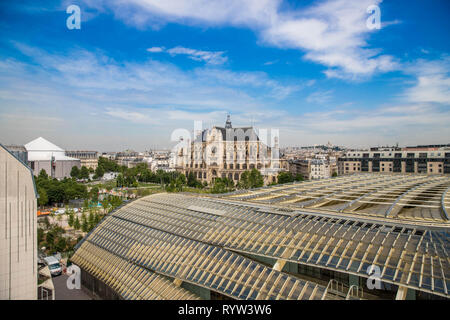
[1,0,449,150]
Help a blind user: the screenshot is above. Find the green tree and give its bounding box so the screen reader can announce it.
[38,169,48,180]
[94,213,101,224]
[249,169,264,188]
[98,157,120,172]
[95,165,105,179]
[70,166,80,179]
[79,166,90,180]
[37,187,48,207]
[175,174,186,191]
[88,210,95,229]
[116,174,125,188]
[187,172,203,188]
[332,171,338,177]
[81,213,88,232]
[74,216,81,230]
[47,182,65,204]
[109,196,123,209]
[37,227,44,244]
[43,216,51,229]
[55,237,67,252]
[165,181,176,192]
[68,211,74,227]
[277,172,294,184]
[294,174,304,181]
[238,169,264,189]
[211,178,234,194]
[90,186,99,203]
[101,198,110,213]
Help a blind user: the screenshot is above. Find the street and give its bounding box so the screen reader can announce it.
[52,274,92,300]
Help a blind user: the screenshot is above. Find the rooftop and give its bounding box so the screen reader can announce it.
[223,173,450,224]
[72,175,450,300]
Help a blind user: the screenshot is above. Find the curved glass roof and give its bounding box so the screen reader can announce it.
[72,174,450,299]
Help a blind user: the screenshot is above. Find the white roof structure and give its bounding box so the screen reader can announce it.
[25,137,79,161]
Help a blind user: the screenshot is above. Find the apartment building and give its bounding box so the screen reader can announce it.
[65,150,98,170]
[338,145,450,175]
[289,159,330,180]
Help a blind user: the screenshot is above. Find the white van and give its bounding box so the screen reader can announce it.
[44,256,62,276]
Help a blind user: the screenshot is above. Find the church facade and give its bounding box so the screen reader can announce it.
[175,116,283,185]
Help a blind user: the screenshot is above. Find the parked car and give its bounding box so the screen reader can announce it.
[43,256,62,276]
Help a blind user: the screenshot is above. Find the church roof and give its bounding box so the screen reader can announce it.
[194,127,260,142]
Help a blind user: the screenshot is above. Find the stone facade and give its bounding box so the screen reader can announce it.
[0,144,38,299]
[175,116,282,185]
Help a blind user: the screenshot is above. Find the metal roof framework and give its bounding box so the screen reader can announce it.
[72,215,328,300]
[223,174,450,223]
[72,242,199,300]
[72,174,450,299]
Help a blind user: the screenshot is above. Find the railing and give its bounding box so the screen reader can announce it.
[322,279,346,300]
[346,285,364,300]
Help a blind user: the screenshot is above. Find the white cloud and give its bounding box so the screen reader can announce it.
[104,108,160,124]
[147,46,165,52]
[0,44,302,149]
[103,0,280,28]
[306,90,334,105]
[81,0,398,79]
[146,45,228,65]
[403,57,450,105]
[273,103,450,147]
[166,46,227,65]
[263,60,278,66]
[261,0,398,79]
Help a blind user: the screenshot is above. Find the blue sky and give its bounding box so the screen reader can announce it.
[0,0,449,151]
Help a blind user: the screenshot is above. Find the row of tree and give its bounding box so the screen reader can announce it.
[275,171,304,184]
[38,218,81,255]
[67,210,102,233]
[70,165,105,180]
[69,156,123,181]
[36,170,88,207]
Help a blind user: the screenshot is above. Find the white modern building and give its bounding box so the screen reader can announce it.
[24,137,80,179]
[0,144,38,299]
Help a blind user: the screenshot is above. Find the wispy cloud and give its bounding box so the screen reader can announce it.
[147,45,228,65]
[0,43,302,148]
[402,56,450,105]
[263,60,278,66]
[306,90,334,105]
[146,46,165,53]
